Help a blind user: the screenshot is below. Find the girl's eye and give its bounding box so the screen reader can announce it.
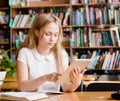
[45,33,50,36]
[45,32,59,37]
[54,33,59,37]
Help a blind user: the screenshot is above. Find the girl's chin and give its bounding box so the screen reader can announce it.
[48,44,55,47]
[48,45,54,48]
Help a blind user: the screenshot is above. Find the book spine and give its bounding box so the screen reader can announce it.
[83,27,88,46]
[85,5,90,25]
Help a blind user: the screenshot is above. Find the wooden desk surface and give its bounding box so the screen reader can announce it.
[1,82,18,90]
[1,75,120,91]
[1,78,18,90]
[1,77,120,90]
[38,92,117,101]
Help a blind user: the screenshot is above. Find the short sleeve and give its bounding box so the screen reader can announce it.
[17,48,27,64]
[62,50,69,71]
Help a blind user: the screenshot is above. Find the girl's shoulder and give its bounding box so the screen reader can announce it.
[19,47,32,52]
[62,49,68,57]
[19,47,34,55]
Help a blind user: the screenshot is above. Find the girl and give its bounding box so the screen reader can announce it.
[16,14,86,92]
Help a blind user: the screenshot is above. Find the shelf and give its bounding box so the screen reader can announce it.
[72,46,120,49]
[12,4,70,9]
[85,69,120,75]
[71,24,120,28]
[12,27,30,29]
[0,22,9,25]
[12,25,71,29]
[0,41,9,45]
[0,7,9,10]
[72,2,120,7]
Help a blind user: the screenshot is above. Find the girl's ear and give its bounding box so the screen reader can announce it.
[35,30,39,37]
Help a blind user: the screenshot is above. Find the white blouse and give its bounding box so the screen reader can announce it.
[17,48,69,92]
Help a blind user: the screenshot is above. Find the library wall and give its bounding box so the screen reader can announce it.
[4,0,120,70]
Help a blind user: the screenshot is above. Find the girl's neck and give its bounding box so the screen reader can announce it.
[36,47,51,56]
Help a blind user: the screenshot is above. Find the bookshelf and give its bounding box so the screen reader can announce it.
[70,0,120,70]
[10,0,120,70]
[0,0,10,51]
[10,0,71,59]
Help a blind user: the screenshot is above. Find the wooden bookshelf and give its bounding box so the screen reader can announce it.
[10,0,120,70]
[10,0,71,49]
[0,0,10,51]
[70,0,120,70]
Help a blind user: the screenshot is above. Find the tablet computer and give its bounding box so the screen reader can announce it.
[60,59,91,84]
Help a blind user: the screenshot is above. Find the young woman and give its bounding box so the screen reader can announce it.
[16,14,86,92]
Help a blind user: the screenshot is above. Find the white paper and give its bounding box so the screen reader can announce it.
[0,92,48,101]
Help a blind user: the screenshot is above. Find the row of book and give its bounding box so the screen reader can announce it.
[12,28,71,48]
[72,0,120,4]
[11,14,36,28]
[9,0,120,7]
[12,27,120,48]
[0,11,9,24]
[10,8,70,28]
[0,30,9,42]
[9,0,39,7]
[101,50,120,69]
[78,50,120,69]
[9,0,62,7]
[72,5,120,25]
[12,30,27,48]
[70,27,120,47]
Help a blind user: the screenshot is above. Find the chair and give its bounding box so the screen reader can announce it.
[87,83,120,91]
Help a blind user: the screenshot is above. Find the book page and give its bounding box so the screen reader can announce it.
[39,90,64,94]
[0,92,48,101]
[60,59,91,84]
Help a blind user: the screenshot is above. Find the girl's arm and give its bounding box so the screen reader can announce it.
[17,61,61,92]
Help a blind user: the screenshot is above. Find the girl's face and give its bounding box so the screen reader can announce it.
[36,22,59,50]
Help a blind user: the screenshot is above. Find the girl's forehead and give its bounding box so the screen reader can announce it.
[43,23,59,30]
[39,24,59,32]
[46,22,58,27]
[38,22,60,33]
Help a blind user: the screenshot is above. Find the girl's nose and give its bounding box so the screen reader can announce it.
[50,35,54,41]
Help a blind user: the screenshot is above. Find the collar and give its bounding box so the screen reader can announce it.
[32,48,55,61]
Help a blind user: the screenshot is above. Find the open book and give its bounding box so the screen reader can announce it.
[60,59,91,84]
[0,92,48,101]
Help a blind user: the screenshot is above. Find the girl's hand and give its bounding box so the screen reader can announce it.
[46,73,61,82]
[61,67,86,92]
[70,67,86,84]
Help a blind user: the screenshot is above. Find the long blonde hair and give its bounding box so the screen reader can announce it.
[16,14,67,73]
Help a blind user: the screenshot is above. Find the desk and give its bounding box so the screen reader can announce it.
[84,80,120,87]
[1,82,18,90]
[1,75,93,91]
[1,78,120,91]
[38,92,117,101]
[1,78,18,91]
